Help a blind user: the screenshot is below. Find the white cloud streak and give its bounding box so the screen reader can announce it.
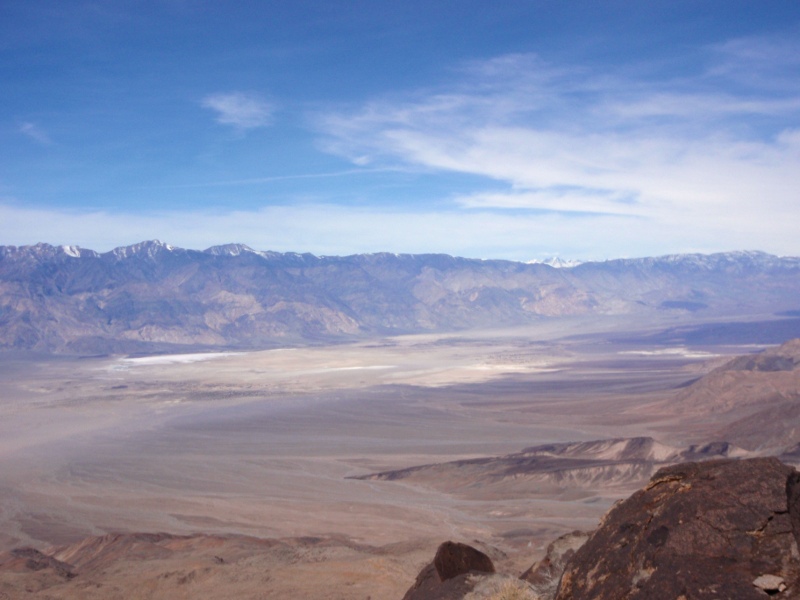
[202,92,274,130]
[315,38,800,257]
[6,37,799,262]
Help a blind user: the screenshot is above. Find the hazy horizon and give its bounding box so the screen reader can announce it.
[4,238,800,264]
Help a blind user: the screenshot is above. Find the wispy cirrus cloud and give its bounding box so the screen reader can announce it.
[19,122,53,145]
[202,92,274,130]
[5,36,800,262]
[708,35,800,90]
[315,37,800,255]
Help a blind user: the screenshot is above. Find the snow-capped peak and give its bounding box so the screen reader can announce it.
[204,243,256,256]
[109,240,176,259]
[527,257,583,268]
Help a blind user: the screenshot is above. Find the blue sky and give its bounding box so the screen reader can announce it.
[2,1,799,260]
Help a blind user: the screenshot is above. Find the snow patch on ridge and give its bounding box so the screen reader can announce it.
[527,257,584,268]
[109,240,175,259]
[204,243,256,256]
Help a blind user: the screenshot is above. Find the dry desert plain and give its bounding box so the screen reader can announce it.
[0,316,779,598]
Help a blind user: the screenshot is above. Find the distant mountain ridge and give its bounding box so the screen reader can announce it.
[1,241,799,354]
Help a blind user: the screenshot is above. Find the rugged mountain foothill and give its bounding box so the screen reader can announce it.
[387,341,800,597]
[401,457,800,599]
[352,337,800,496]
[6,457,800,599]
[2,241,800,354]
[4,243,800,598]
[352,436,751,501]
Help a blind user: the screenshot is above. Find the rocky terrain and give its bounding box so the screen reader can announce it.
[352,337,800,499]
[0,532,430,599]
[398,458,800,599]
[657,338,800,450]
[2,241,800,354]
[8,457,798,599]
[352,436,750,500]
[2,240,800,598]
[673,338,800,418]
[557,457,800,599]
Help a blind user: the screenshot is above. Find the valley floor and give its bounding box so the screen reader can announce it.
[0,316,783,598]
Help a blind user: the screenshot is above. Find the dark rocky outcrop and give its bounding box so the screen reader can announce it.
[402,541,495,600]
[401,562,479,600]
[555,457,800,599]
[434,540,495,581]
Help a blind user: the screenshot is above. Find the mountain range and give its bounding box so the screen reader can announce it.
[2,240,800,354]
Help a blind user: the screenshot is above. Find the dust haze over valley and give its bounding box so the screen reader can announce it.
[3,278,800,598]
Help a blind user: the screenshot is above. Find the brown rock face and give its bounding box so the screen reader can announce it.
[556,458,800,600]
[521,530,589,588]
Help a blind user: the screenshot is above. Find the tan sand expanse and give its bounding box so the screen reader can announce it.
[0,320,759,597]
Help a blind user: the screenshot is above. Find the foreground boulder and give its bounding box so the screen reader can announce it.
[402,541,496,600]
[556,457,800,599]
[434,541,495,581]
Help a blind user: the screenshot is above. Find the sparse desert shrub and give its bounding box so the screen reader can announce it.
[480,578,540,600]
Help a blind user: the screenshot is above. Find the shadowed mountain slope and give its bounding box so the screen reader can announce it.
[665,339,800,450]
[352,437,748,500]
[355,338,800,494]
